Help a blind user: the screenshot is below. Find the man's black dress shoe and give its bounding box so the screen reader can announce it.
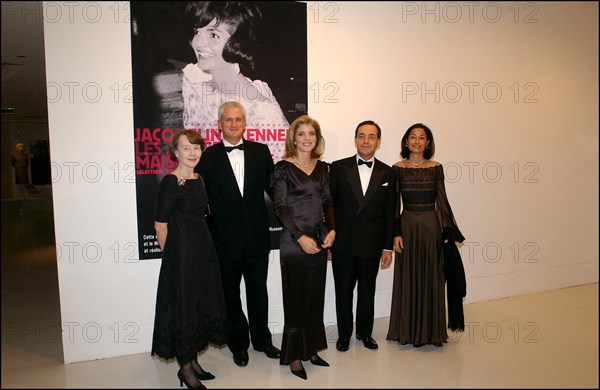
[356,335,378,350]
[336,338,350,352]
[232,351,249,367]
[254,344,281,359]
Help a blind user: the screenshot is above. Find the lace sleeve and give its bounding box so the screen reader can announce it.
[182,64,217,130]
[246,79,289,127]
[384,165,397,249]
[182,73,194,130]
[393,165,402,237]
[435,164,465,243]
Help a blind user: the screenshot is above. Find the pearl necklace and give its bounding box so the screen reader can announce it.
[293,157,316,169]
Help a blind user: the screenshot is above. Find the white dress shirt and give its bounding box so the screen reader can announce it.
[224,140,245,195]
[357,156,374,195]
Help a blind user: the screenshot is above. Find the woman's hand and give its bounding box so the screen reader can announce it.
[321,229,336,249]
[393,236,404,253]
[298,235,322,254]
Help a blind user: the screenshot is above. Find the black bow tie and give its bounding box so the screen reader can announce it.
[225,144,244,153]
[358,159,373,168]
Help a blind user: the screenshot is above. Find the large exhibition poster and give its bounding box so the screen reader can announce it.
[130,1,307,259]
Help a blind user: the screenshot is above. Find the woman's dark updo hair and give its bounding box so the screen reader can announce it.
[185,1,262,72]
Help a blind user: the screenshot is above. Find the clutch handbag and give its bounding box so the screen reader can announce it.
[314,224,328,246]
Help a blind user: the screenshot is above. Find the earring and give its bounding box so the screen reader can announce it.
[404,144,408,148]
[293,142,296,146]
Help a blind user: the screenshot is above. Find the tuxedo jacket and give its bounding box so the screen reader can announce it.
[329,155,396,259]
[195,140,274,257]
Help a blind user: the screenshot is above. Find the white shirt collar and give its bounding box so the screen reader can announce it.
[223,139,244,147]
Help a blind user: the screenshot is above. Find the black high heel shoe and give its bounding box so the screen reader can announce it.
[309,354,329,367]
[290,361,307,380]
[177,369,206,389]
[192,360,215,380]
[194,371,215,381]
[194,370,215,381]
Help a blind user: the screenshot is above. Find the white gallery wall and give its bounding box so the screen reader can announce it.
[42,2,598,363]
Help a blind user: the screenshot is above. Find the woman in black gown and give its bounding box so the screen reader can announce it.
[153,130,227,389]
[386,123,465,348]
[273,115,336,380]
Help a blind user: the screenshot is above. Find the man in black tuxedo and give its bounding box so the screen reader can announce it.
[329,120,396,352]
[195,101,280,367]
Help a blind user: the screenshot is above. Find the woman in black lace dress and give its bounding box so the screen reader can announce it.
[386,123,465,348]
[153,130,227,389]
[273,115,336,380]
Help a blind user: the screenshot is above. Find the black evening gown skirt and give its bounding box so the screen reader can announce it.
[279,232,328,364]
[151,176,228,364]
[386,210,448,346]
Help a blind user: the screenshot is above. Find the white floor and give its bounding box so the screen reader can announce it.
[1,200,598,388]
